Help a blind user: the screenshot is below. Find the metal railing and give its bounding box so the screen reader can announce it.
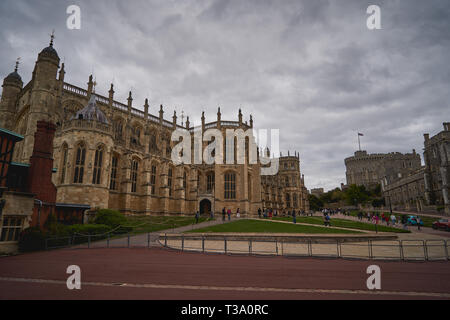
[159,235,450,262]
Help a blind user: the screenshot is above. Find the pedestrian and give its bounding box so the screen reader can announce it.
[417,217,422,231]
[222,207,226,221]
[236,208,240,218]
[269,209,273,219]
[195,210,200,224]
[367,212,371,222]
[401,215,408,230]
[227,208,231,221]
[258,207,262,219]
[210,210,214,220]
[391,214,396,226]
[292,209,296,224]
[324,213,331,227]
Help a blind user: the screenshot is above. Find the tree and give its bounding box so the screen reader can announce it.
[308,194,324,211]
[344,184,370,206]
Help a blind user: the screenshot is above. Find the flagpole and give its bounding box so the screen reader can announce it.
[358,133,361,151]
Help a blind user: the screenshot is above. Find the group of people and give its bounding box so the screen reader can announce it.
[355,211,422,231]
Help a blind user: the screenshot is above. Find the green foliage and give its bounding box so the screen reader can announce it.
[344,184,370,206]
[18,227,47,252]
[67,224,111,235]
[94,209,127,228]
[308,194,324,211]
[371,198,385,208]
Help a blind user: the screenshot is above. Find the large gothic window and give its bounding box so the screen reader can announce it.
[110,155,119,190]
[168,167,173,196]
[60,143,68,184]
[149,133,157,152]
[113,119,123,140]
[92,146,104,185]
[206,172,215,193]
[293,193,298,208]
[131,159,139,193]
[150,165,157,195]
[285,194,291,208]
[224,172,236,199]
[73,143,86,183]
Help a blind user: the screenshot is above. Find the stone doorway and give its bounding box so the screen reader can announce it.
[199,199,212,215]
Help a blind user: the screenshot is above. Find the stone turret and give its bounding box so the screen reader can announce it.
[0,59,23,129]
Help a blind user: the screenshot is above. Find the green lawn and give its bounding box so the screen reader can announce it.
[187,219,362,234]
[273,216,410,233]
[123,215,210,235]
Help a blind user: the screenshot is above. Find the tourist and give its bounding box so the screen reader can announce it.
[390,214,396,226]
[227,208,231,221]
[222,207,226,221]
[367,212,371,222]
[292,209,296,224]
[236,208,240,218]
[269,209,273,219]
[210,210,214,220]
[416,217,422,231]
[195,211,200,224]
[324,214,331,227]
[258,207,262,219]
[401,215,408,230]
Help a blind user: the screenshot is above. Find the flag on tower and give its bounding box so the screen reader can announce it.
[358,133,364,136]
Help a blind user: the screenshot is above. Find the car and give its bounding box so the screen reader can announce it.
[407,215,424,226]
[432,219,450,231]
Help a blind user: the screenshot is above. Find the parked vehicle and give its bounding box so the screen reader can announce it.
[407,215,424,226]
[432,219,450,231]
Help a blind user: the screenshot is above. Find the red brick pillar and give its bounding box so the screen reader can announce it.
[27,121,57,227]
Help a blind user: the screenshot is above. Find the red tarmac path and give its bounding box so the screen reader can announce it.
[0,247,449,300]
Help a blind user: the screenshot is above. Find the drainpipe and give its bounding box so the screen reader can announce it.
[35,199,43,228]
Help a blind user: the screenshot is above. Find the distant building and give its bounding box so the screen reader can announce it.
[345,150,421,189]
[310,188,324,198]
[423,123,450,214]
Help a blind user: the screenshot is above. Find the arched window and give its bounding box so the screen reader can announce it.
[207,172,215,193]
[73,143,86,183]
[131,159,139,193]
[293,193,298,208]
[113,119,123,140]
[168,167,173,196]
[92,146,104,184]
[150,164,157,195]
[149,133,157,152]
[110,154,119,190]
[248,174,252,201]
[285,194,291,208]
[60,143,68,184]
[285,176,289,187]
[224,172,236,199]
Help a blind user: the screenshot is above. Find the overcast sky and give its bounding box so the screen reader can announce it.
[1,0,449,191]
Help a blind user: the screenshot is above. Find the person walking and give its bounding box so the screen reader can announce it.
[236,208,240,218]
[390,214,396,226]
[292,209,296,224]
[258,207,262,219]
[222,207,226,221]
[417,217,422,231]
[401,215,408,230]
[195,211,200,224]
[227,208,231,221]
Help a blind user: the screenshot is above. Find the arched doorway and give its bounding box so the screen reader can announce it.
[199,199,212,215]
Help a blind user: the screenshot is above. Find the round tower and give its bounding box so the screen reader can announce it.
[0,59,23,130]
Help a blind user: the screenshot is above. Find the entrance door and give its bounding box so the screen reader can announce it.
[199,199,212,215]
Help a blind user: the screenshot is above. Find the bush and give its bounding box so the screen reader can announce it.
[18,227,47,252]
[67,224,111,235]
[94,209,131,234]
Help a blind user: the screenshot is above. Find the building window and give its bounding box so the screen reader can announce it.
[113,120,123,140]
[0,216,24,242]
[131,159,139,193]
[207,172,215,193]
[248,174,252,201]
[110,155,118,190]
[285,194,291,208]
[285,176,289,187]
[73,143,86,183]
[149,134,157,152]
[150,165,157,195]
[60,144,68,184]
[92,146,104,185]
[293,194,298,208]
[168,168,173,196]
[224,172,236,199]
